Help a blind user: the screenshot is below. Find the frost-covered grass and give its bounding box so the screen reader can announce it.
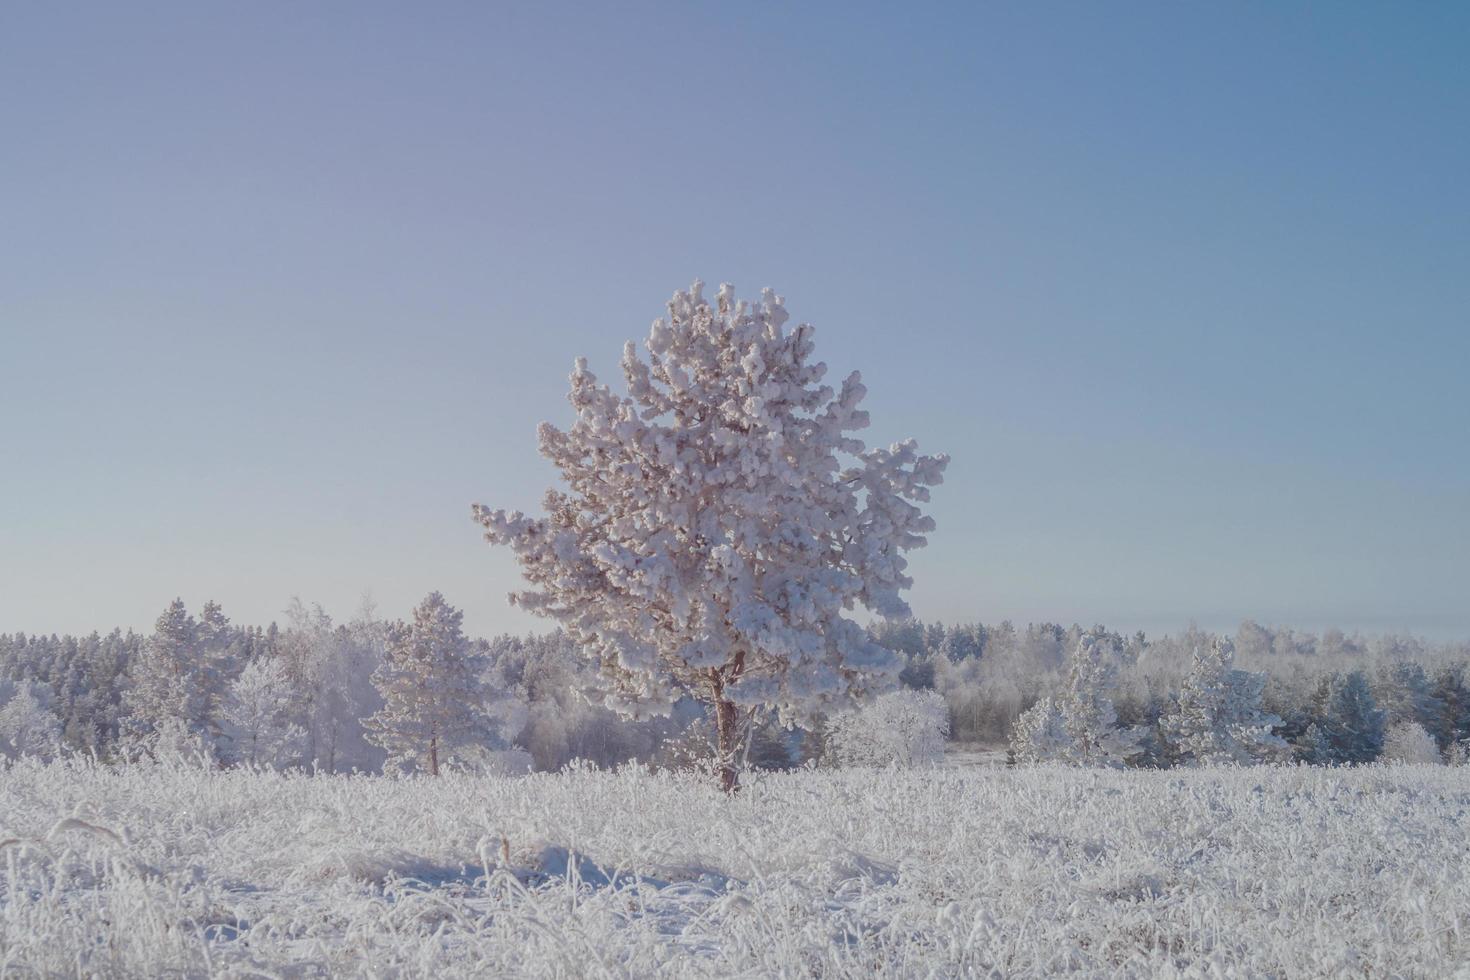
[1,760,1467,977]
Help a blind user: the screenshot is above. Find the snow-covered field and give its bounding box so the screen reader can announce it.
[1,760,1467,977]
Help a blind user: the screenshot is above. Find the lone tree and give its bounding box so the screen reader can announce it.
[365,592,483,775]
[474,281,947,791]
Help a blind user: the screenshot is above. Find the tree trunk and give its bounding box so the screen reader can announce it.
[428,735,439,776]
[709,652,747,793]
[714,696,739,794]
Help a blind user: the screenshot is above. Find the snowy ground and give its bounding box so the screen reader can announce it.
[1,760,1467,977]
[941,743,1010,769]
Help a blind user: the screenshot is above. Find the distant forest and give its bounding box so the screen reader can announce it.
[2,597,1467,771]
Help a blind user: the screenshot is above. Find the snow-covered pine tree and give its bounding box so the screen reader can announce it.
[1298,722,1335,765]
[1162,639,1287,765]
[196,600,242,736]
[1373,660,1445,730]
[1009,696,1070,763]
[122,599,222,744]
[1430,664,1470,749]
[1058,634,1144,767]
[474,282,947,791]
[54,645,89,752]
[1312,670,1387,764]
[0,679,63,761]
[365,592,484,776]
[1007,633,1144,766]
[197,600,232,656]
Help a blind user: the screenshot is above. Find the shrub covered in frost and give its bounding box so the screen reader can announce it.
[1381,722,1442,765]
[825,689,949,767]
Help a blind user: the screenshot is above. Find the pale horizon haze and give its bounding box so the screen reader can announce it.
[2,3,1467,641]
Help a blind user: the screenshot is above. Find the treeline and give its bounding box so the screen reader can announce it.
[0,596,701,772]
[873,619,1470,765]
[3,601,1468,771]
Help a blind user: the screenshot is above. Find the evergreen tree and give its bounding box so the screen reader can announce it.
[123,599,221,742]
[939,624,984,662]
[1162,640,1286,765]
[1373,660,1444,730]
[1311,670,1387,764]
[475,282,946,791]
[0,679,63,760]
[1429,664,1470,748]
[1008,634,1143,767]
[1298,722,1335,764]
[365,593,485,775]
[1009,696,1071,763]
[1058,634,1144,767]
[196,600,242,733]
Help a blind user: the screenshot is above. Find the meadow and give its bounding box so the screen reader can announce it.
[2,759,1466,977]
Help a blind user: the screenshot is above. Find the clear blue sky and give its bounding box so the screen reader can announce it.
[2,2,1467,640]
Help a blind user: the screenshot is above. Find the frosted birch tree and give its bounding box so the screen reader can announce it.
[222,657,305,768]
[365,592,484,775]
[273,598,385,773]
[1381,721,1441,764]
[474,281,947,790]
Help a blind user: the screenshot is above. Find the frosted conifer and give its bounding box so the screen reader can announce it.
[122,599,221,742]
[1313,671,1387,764]
[474,282,947,790]
[365,593,484,775]
[0,680,63,761]
[1162,639,1287,765]
[1008,634,1143,767]
[1009,696,1070,763]
[1373,661,1444,729]
[1058,634,1144,767]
